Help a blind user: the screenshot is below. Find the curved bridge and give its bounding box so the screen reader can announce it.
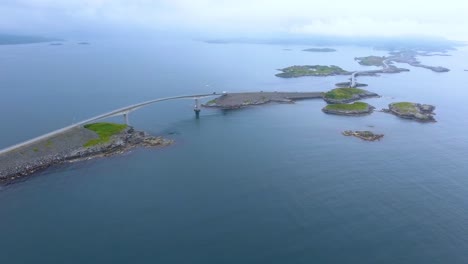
[0,93,218,156]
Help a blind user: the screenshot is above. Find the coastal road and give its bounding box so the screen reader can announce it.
[0,93,218,156]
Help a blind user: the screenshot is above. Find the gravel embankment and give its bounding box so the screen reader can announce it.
[203,92,323,109]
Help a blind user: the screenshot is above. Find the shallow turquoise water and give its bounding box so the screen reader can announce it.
[0,39,467,263]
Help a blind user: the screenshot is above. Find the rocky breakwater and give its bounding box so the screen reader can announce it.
[323,88,379,104]
[203,92,323,109]
[322,102,375,116]
[0,126,173,185]
[383,102,436,122]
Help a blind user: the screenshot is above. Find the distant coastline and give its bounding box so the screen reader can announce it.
[0,34,60,45]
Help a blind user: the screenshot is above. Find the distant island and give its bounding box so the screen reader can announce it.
[0,34,60,45]
[303,48,336,52]
[356,51,450,73]
[276,65,350,78]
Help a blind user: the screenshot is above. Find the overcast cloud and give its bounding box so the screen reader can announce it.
[1,0,467,40]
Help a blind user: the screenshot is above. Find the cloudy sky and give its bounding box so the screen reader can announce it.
[1,0,467,40]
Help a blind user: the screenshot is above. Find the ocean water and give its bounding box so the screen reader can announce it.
[0,38,468,263]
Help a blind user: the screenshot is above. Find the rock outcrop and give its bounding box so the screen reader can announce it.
[0,127,173,185]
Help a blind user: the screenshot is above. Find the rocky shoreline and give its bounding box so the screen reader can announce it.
[0,127,173,185]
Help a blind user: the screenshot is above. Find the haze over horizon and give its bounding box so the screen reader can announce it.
[0,0,467,41]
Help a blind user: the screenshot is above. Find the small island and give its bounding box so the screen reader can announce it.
[0,123,172,185]
[323,88,379,104]
[342,130,384,141]
[383,102,436,122]
[322,102,375,116]
[275,65,350,78]
[303,48,336,52]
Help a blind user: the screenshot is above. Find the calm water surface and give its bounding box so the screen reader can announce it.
[0,38,467,263]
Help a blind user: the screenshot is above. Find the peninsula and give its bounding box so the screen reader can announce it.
[0,123,172,185]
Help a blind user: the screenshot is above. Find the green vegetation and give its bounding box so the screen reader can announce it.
[325,102,369,111]
[83,122,128,147]
[390,102,419,113]
[303,48,336,52]
[33,148,39,152]
[276,65,349,78]
[45,140,53,148]
[355,56,386,66]
[324,88,367,100]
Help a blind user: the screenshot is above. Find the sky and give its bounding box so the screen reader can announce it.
[0,0,467,41]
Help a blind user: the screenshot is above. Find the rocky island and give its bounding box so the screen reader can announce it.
[323,88,379,104]
[275,65,350,78]
[322,102,375,116]
[342,130,384,141]
[0,123,172,185]
[303,48,336,52]
[383,102,436,122]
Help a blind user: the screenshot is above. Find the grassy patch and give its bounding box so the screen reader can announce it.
[276,65,349,78]
[391,102,418,113]
[83,122,128,147]
[355,56,386,66]
[324,88,367,100]
[325,102,369,111]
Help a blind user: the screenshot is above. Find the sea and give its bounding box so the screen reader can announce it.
[0,37,467,263]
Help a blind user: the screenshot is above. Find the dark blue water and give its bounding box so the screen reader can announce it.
[1,38,468,263]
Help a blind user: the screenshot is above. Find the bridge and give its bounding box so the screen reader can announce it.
[350,72,358,87]
[0,93,218,156]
